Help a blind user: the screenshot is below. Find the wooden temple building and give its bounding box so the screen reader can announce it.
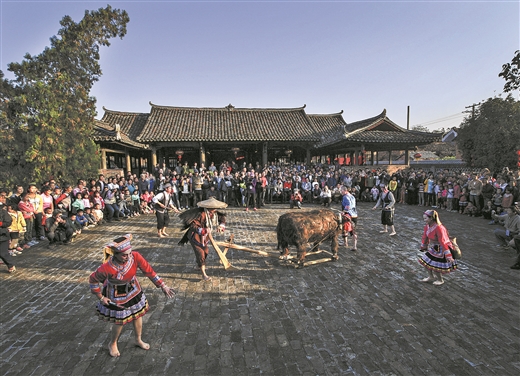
[92,103,441,174]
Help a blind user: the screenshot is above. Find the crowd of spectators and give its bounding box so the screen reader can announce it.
[1,159,519,263]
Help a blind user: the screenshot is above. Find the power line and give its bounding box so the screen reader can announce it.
[412,112,466,127]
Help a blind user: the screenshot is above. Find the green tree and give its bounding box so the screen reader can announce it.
[499,50,520,93]
[457,95,520,171]
[0,5,129,187]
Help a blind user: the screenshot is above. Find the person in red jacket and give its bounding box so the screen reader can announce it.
[89,234,175,357]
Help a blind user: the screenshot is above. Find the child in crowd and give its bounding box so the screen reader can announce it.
[71,192,85,214]
[446,184,454,212]
[131,189,141,215]
[92,190,105,210]
[439,184,448,210]
[433,181,441,208]
[68,213,82,237]
[92,203,105,225]
[482,200,493,220]
[84,207,97,227]
[492,187,503,211]
[42,207,53,228]
[82,193,91,210]
[463,201,478,216]
[7,204,26,255]
[75,209,89,229]
[458,187,469,214]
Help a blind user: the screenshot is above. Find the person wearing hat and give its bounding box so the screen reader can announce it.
[152,183,180,238]
[178,197,227,281]
[418,210,457,285]
[372,183,397,236]
[89,234,175,357]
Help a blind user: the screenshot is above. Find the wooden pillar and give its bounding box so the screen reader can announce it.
[151,147,157,168]
[306,149,311,166]
[199,143,206,166]
[376,151,379,165]
[404,148,409,166]
[101,149,107,170]
[262,142,268,166]
[353,151,357,166]
[125,152,131,174]
[389,150,393,165]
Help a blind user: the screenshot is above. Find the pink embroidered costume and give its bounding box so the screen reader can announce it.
[89,235,167,325]
[418,222,458,274]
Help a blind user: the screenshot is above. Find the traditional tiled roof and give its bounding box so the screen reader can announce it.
[317,109,441,147]
[136,103,320,143]
[100,107,149,142]
[307,112,347,146]
[92,120,148,149]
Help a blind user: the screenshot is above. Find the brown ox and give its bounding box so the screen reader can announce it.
[276,209,342,267]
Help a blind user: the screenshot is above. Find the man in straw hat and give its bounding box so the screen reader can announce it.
[178,197,227,281]
[89,234,175,357]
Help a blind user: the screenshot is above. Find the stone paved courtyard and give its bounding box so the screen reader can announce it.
[1,202,519,375]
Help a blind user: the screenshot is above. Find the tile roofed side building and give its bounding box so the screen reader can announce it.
[100,107,150,142]
[319,109,441,149]
[307,111,348,148]
[136,103,321,143]
[92,120,148,149]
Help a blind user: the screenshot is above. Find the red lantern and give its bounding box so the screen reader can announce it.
[414,153,422,159]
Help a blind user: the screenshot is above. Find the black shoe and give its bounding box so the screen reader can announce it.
[62,241,71,246]
[510,263,520,270]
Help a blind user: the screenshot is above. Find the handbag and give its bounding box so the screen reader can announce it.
[449,237,462,259]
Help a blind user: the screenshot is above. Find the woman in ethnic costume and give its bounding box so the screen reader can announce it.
[418,210,457,286]
[178,197,227,281]
[89,234,175,357]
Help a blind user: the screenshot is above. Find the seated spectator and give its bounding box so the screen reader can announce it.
[320,186,332,207]
[75,209,89,229]
[271,178,283,203]
[92,203,105,225]
[482,200,493,220]
[68,213,82,237]
[494,206,520,248]
[501,187,514,210]
[463,201,477,216]
[84,207,97,227]
[45,210,73,246]
[331,184,342,203]
[360,188,371,202]
[289,189,303,209]
[312,183,321,204]
[71,192,85,214]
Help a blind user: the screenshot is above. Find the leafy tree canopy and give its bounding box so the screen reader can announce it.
[499,50,520,93]
[457,95,520,171]
[0,5,129,188]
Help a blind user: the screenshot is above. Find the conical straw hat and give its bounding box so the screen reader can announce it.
[196,197,228,209]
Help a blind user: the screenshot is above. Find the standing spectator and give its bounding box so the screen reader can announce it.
[468,173,483,214]
[7,204,26,255]
[0,190,15,273]
[18,193,36,247]
[372,183,397,236]
[494,207,520,248]
[26,184,45,241]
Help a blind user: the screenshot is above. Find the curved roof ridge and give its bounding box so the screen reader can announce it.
[102,106,147,115]
[149,101,307,112]
[308,110,344,117]
[347,109,386,126]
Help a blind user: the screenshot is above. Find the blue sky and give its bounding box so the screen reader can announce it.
[1,0,518,131]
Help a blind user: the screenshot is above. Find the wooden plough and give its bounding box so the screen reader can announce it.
[208,233,338,270]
